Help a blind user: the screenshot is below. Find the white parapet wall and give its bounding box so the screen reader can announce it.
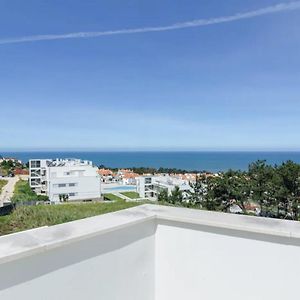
[0,205,300,300]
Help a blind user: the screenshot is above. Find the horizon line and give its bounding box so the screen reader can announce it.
[2,149,300,153]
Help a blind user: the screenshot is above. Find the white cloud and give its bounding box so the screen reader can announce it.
[0,1,300,45]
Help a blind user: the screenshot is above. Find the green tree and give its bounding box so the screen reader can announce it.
[248,160,276,214]
[275,161,300,220]
[169,186,183,204]
[157,189,168,202]
[188,175,208,207]
[205,170,250,213]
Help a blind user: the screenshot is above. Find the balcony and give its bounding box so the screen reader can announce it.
[0,204,299,299]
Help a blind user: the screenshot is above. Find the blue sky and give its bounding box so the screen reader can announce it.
[0,0,300,151]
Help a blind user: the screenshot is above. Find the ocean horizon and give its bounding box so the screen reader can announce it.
[2,151,300,173]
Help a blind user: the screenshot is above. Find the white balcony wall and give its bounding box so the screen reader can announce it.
[1,205,300,300]
[155,219,300,300]
[0,220,156,300]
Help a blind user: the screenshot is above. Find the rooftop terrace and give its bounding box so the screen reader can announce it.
[0,204,299,299]
[48,158,93,167]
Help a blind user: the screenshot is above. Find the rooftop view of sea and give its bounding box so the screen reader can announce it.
[2,151,300,173]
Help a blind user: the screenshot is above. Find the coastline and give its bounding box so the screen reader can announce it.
[2,151,300,173]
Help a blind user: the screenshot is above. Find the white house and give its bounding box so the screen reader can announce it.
[136,175,192,199]
[97,169,118,183]
[116,169,139,185]
[29,158,101,203]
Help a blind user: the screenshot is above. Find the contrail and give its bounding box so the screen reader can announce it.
[0,1,300,45]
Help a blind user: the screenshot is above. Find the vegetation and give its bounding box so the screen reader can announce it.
[120,191,140,199]
[98,165,202,174]
[0,200,142,236]
[11,180,49,203]
[103,193,124,201]
[0,159,24,176]
[168,186,184,204]
[157,189,168,202]
[59,194,69,202]
[158,160,300,221]
[0,179,8,193]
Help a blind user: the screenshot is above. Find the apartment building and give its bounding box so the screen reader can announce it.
[29,158,101,203]
[136,175,192,199]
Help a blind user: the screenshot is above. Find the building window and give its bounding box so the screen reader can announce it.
[58,184,66,188]
[30,169,40,177]
[64,172,71,176]
[31,178,41,186]
[30,160,41,168]
[69,193,78,197]
[69,183,77,187]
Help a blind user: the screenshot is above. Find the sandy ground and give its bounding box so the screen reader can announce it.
[0,176,27,207]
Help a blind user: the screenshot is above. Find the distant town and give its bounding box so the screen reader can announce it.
[0,155,209,205]
[1,154,300,224]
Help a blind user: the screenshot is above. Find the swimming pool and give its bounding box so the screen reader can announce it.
[103,185,137,192]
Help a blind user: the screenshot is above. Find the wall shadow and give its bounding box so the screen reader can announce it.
[0,219,156,291]
[158,218,300,247]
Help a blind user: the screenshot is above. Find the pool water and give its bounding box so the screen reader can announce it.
[103,185,137,192]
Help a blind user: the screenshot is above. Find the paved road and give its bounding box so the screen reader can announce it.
[113,192,145,202]
[0,177,19,207]
[114,192,132,201]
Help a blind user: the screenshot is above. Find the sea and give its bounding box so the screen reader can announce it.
[2,151,300,173]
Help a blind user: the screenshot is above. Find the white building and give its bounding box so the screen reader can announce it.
[136,175,192,199]
[29,158,101,203]
[116,169,139,185]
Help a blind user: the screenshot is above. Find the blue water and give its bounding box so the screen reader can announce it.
[2,151,300,172]
[103,186,136,192]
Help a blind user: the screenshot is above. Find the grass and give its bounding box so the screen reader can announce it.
[0,200,143,236]
[11,180,48,202]
[11,179,35,202]
[103,193,124,201]
[0,179,8,193]
[120,191,140,199]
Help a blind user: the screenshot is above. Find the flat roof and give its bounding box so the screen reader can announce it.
[30,158,93,167]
